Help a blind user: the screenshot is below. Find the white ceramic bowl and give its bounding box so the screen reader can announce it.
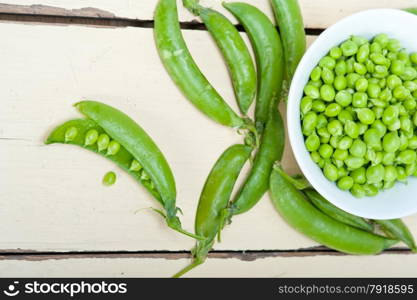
[287,9,417,220]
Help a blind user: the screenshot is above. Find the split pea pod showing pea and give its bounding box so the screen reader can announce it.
[229,108,285,216]
[224,2,284,133]
[374,219,417,252]
[173,144,252,278]
[304,189,374,232]
[182,0,256,115]
[270,165,397,254]
[154,0,244,128]
[270,0,306,84]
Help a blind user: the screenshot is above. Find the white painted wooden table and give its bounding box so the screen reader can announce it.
[1,0,417,277]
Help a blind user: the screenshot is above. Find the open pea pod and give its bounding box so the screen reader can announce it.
[45,101,201,240]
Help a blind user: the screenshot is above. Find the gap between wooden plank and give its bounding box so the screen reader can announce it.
[0,248,412,262]
[0,9,323,35]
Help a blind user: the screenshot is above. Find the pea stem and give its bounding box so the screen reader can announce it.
[172,258,204,278]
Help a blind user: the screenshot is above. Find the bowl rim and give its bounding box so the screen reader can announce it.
[287,8,417,219]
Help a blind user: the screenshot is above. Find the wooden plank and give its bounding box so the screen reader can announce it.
[1,1,417,29]
[0,253,416,277]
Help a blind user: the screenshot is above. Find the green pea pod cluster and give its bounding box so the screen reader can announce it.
[270,165,398,254]
[173,144,252,278]
[154,0,245,128]
[182,0,257,115]
[46,101,201,240]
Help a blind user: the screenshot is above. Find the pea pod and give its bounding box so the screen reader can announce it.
[173,144,252,277]
[271,0,306,85]
[154,0,244,128]
[46,101,201,240]
[374,219,417,252]
[224,2,284,133]
[270,165,397,254]
[304,189,374,232]
[229,108,285,216]
[182,0,257,114]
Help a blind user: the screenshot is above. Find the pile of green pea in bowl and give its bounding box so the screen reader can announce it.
[301,34,417,198]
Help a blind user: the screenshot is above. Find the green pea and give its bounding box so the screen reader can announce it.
[319,144,334,159]
[317,126,330,138]
[327,119,343,136]
[396,166,407,181]
[356,43,370,63]
[382,105,399,125]
[393,86,409,100]
[370,53,386,65]
[102,171,116,186]
[318,159,325,168]
[374,34,389,47]
[321,67,335,84]
[308,79,323,88]
[399,132,410,151]
[330,46,342,59]
[320,84,336,101]
[338,110,353,124]
[311,151,321,163]
[338,136,353,150]
[323,163,338,181]
[378,78,387,89]
[371,120,387,137]
[319,56,336,70]
[349,139,367,158]
[397,149,417,164]
[107,140,121,156]
[305,133,320,152]
[341,40,358,56]
[383,165,397,182]
[302,112,318,133]
[352,92,368,108]
[333,148,348,161]
[404,80,417,92]
[335,60,347,76]
[344,120,359,139]
[367,83,381,98]
[366,164,385,184]
[363,128,381,149]
[333,159,344,169]
[387,52,398,61]
[310,66,322,81]
[351,36,368,46]
[304,84,320,99]
[330,135,341,149]
[84,129,99,146]
[383,180,395,190]
[346,57,354,73]
[372,106,384,119]
[379,88,392,102]
[130,159,143,172]
[363,183,379,196]
[333,76,347,91]
[64,126,78,142]
[391,60,405,76]
[355,77,368,92]
[324,103,342,117]
[387,74,402,89]
[413,111,417,126]
[351,183,366,198]
[353,62,367,75]
[370,42,382,53]
[410,52,417,64]
[365,60,375,73]
[337,176,354,190]
[400,67,417,81]
[403,98,416,111]
[382,152,395,165]
[387,39,400,52]
[406,163,416,176]
[312,100,326,113]
[373,65,388,78]
[351,167,366,184]
[338,167,348,178]
[400,116,412,132]
[335,90,352,107]
[408,136,417,149]
[373,181,384,190]
[356,108,375,125]
[387,118,400,131]
[301,96,313,115]
[382,131,400,152]
[357,123,368,135]
[140,171,150,181]
[97,134,110,152]
[345,156,365,170]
